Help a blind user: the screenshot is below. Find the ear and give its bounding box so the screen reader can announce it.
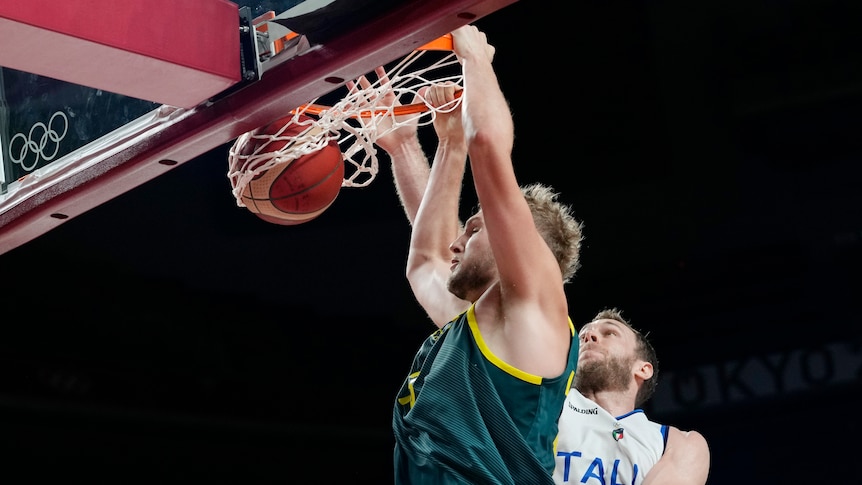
[634,361,653,381]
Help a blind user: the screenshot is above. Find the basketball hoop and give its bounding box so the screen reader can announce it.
[227,33,463,208]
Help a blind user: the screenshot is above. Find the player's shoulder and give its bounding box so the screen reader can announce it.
[667,426,710,463]
[668,426,708,446]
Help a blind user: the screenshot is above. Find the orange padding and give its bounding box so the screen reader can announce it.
[418,33,453,51]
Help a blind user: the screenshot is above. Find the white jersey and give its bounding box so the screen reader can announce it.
[553,389,667,484]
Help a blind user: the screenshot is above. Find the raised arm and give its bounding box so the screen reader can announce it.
[369,67,470,326]
[363,67,429,224]
[406,83,471,326]
[453,25,571,376]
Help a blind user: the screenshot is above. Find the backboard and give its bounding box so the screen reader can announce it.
[0,0,517,255]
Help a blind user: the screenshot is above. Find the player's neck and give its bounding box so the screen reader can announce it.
[582,389,637,418]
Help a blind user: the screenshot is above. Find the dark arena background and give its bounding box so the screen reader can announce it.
[1,1,860,483]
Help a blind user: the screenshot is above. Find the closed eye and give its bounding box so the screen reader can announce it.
[464,220,481,235]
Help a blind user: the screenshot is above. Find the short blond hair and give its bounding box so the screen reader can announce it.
[521,183,584,283]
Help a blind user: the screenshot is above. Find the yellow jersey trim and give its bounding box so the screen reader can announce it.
[466,304,574,385]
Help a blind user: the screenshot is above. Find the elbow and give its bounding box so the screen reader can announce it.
[466,128,513,160]
[465,115,514,151]
[405,252,423,286]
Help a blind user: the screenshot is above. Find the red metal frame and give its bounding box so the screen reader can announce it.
[0,0,519,255]
[0,0,240,109]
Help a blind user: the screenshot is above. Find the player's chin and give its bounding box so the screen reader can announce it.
[577,350,602,364]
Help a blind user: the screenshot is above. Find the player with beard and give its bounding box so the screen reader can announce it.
[373,25,585,484]
[554,308,710,485]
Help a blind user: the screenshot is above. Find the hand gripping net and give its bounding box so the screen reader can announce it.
[228,39,463,208]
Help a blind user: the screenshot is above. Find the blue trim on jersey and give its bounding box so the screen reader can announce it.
[616,409,646,420]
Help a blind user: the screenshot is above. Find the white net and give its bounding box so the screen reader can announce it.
[227,43,463,208]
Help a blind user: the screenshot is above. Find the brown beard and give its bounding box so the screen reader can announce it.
[447,257,494,301]
[574,354,634,395]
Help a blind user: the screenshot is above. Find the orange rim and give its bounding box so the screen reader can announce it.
[292,33,457,118]
[296,90,461,118]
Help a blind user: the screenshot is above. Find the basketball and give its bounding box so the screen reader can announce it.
[234,114,344,225]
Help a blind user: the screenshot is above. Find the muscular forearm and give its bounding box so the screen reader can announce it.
[407,131,469,327]
[409,138,467,275]
[454,28,516,209]
[386,136,430,225]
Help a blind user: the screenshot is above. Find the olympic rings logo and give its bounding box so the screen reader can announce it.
[9,111,69,171]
